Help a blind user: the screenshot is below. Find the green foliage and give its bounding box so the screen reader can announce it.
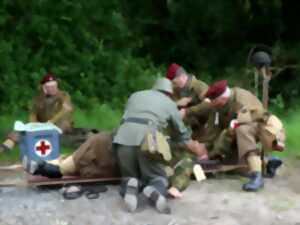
[73,103,122,131]
[0,0,299,112]
[0,0,160,113]
[277,106,300,159]
[0,0,299,164]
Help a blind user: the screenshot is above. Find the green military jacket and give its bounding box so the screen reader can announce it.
[201,87,265,151]
[113,90,191,146]
[173,75,209,115]
[29,90,73,131]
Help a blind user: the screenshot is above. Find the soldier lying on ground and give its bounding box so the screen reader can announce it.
[25,131,207,199]
[0,73,97,153]
[198,80,286,192]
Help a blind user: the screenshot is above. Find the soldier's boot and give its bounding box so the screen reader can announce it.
[33,161,63,178]
[22,156,38,174]
[265,157,282,178]
[143,185,171,214]
[23,156,63,178]
[124,178,139,212]
[242,172,264,192]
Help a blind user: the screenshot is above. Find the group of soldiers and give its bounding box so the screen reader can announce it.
[0,63,286,214]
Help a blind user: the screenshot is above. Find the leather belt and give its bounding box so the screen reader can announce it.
[121,117,151,125]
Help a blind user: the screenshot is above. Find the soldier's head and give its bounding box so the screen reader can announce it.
[153,77,173,96]
[260,115,285,151]
[166,63,189,89]
[205,80,231,108]
[40,73,58,96]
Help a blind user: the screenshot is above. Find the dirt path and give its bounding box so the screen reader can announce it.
[0,161,300,225]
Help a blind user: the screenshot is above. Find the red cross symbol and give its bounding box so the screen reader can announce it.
[36,140,51,155]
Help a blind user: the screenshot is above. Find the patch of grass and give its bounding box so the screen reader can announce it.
[73,103,122,131]
[273,107,300,159]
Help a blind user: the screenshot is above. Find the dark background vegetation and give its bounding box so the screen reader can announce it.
[1,0,300,112]
[0,0,299,157]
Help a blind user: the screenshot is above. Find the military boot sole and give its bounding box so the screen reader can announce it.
[143,186,171,214]
[124,178,138,212]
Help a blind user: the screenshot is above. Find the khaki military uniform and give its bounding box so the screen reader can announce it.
[6,90,73,144]
[68,132,120,178]
[201,87,265,164]
[56,131,193,192]
[6,90,94,149]
[29,90,73,132]
[173,76,211,140]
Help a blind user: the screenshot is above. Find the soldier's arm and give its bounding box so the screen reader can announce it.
[28,112,38,122]
[169,106,191,144]
[185,79,210,116]
[48,94,73,124]
[235,102,265,124]
[185,99,212,117]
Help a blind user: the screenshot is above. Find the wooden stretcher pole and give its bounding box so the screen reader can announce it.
[261,66,272,173]
[262,67,271,109]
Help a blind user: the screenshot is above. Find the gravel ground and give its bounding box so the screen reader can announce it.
[0,161,300,225]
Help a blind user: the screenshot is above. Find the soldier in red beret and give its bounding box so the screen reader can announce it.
[0,73,76,152]
[199,80,285,191]
[165,63,211,140]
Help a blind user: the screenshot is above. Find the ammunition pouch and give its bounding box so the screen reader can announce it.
[141,123,172,163]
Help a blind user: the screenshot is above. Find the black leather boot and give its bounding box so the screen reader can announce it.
[266,157,282,178]
[242,172,264,192]
[34,161,63,178]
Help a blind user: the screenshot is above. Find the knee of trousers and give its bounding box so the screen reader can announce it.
[149,177,169,196]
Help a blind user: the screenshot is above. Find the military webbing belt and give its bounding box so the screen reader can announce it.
[120,117,151,125]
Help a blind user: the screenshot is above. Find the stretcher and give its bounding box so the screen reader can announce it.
[0,161,247,188]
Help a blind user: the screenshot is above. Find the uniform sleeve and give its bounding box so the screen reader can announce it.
[193,79,209,100]
[49,92,73,124]
[169,104,191,143]
[186,99,212,117]
[186,78,210,116]
[234,90,265,124]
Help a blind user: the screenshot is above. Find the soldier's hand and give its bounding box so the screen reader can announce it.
[179,108,187,119]
[186,140,208,159]
[177,97,192,107]
[167,186,183,198]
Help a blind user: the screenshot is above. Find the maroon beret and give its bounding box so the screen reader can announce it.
[205,80,228,99]
[40,73,57,85]
[166,63,180,80]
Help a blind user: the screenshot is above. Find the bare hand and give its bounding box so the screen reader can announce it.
[179,108,187,119]
[186,140,208,159]
[168,186,183,198]
[177,97,192,107]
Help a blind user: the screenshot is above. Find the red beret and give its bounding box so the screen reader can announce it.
[166,63,180,80]
[40,73,57,84]
[205,80,228,99]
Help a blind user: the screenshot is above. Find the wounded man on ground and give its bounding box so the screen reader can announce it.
[24,130,207,199]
